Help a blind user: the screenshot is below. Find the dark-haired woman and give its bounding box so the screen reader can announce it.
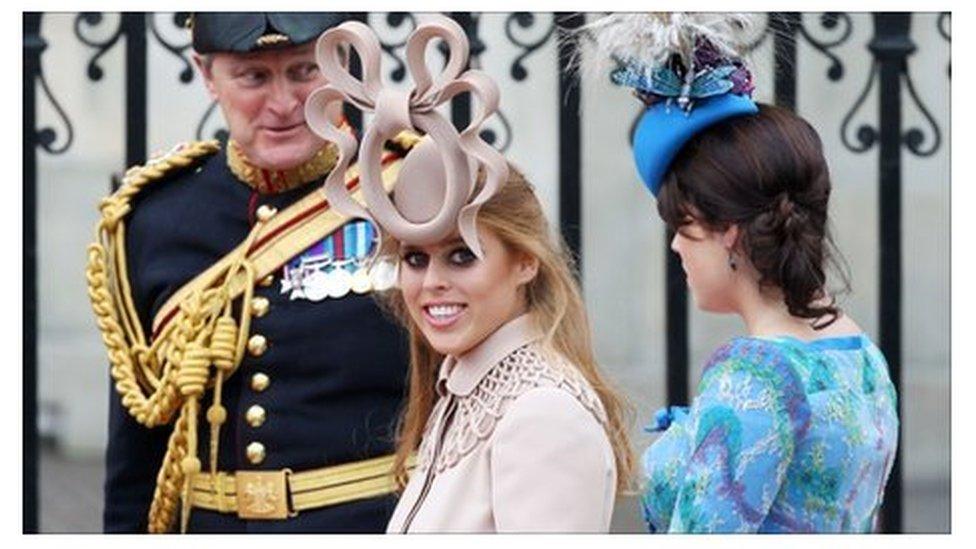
[576,13,899,533]
[639,104,899,532]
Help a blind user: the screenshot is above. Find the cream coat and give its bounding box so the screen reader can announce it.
[386,314,617,533]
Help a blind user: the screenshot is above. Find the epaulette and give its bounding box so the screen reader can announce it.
[95,140,219,234]
[118,140,221,193]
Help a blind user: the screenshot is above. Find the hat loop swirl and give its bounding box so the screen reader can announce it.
[304,15,508,258]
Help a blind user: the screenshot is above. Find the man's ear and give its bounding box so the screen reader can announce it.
[192,53,219,101]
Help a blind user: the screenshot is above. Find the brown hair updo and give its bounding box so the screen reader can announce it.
[657,103,848,327]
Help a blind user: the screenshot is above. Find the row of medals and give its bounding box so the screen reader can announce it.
[284,257,398,301]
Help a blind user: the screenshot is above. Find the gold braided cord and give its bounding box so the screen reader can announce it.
[148,404,189,532]
[84,140,276,532]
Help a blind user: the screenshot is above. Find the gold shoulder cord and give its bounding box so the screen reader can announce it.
[86,140,275,533]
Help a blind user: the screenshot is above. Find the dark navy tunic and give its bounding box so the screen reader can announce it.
[103,144,409,533]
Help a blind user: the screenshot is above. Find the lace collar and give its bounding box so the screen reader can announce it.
[436,314,543,397]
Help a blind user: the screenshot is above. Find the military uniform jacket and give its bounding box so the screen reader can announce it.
[102,143,409,533]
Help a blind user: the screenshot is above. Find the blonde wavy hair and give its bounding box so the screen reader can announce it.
[380,165,636,495]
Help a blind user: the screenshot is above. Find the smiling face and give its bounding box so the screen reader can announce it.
[398,227,539,357]
[195,43,330,170]
[670,219,741,313]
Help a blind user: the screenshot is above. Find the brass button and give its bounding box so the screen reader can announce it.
[256,205,278,222]
[246,442,266,465]
[251,372,270,392]
[247,334,268,357]
[251,296,270,318]
[245,405,267,428]
[258,274,275,287]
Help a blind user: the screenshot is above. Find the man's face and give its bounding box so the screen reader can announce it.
[196,43,329,171]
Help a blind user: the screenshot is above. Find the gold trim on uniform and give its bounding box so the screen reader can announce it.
[256,205,278,222]
[246,405,267,428]
[247,334,268,357]
[255,33,290,47]
[259,274,275,287]
[227,140,338,194]
[246,442,267,465]
[189,454,415,519]
[234,470,290,519]
[251,296,270,317]
[251,372,270,392]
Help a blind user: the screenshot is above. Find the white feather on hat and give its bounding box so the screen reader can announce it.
[570,13,759,79]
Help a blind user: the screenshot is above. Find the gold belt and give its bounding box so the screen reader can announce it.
[189,454,413,520]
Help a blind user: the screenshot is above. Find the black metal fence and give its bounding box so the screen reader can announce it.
[23,12,949,533]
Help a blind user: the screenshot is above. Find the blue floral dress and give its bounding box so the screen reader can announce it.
[640,335,899,533]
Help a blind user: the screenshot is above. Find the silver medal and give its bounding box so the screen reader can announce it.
[351,268,373,294]
[369,259,398,291]
[301,269,331,301]
[280,274,307,301]
[327,268,354,299]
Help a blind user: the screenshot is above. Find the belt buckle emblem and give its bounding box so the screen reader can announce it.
[235,470,289,520]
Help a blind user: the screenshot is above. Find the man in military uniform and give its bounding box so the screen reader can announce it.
[87,13,415,533]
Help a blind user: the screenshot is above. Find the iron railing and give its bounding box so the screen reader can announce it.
[23,11,949,533]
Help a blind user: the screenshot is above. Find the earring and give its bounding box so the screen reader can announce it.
[728,251,738,271]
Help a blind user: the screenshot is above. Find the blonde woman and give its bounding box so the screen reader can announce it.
[383,167,634,532]
[302,16,634,533]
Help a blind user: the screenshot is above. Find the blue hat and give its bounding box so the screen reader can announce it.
[633,93,758,196]
[582,14,761,197]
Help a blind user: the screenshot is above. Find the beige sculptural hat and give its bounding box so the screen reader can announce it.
[304,14,508,259]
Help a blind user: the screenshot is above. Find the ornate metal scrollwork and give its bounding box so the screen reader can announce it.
[28,15,74,155]
[436,13,485,67]
[840,13,942,158]
[478,110,513,153]
[194,100,227,142]
[840,60,880,153]
[369,12,417,83]
[149,12,195,84]
[465,13,487,59]
[900,64,942,158]
[412,13,509,153]
[505,12,556,82]
[36,70,75,155]
[798,12,854,81]
[938,12,950,78]
[458,14,511,153]
[74,12,124,82]
[742,12,774,54]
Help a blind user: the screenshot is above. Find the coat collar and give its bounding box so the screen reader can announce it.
[436,313,544,397]
[226,139,339,195]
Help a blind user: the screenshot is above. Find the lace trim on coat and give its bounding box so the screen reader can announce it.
[416,342,608,475]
